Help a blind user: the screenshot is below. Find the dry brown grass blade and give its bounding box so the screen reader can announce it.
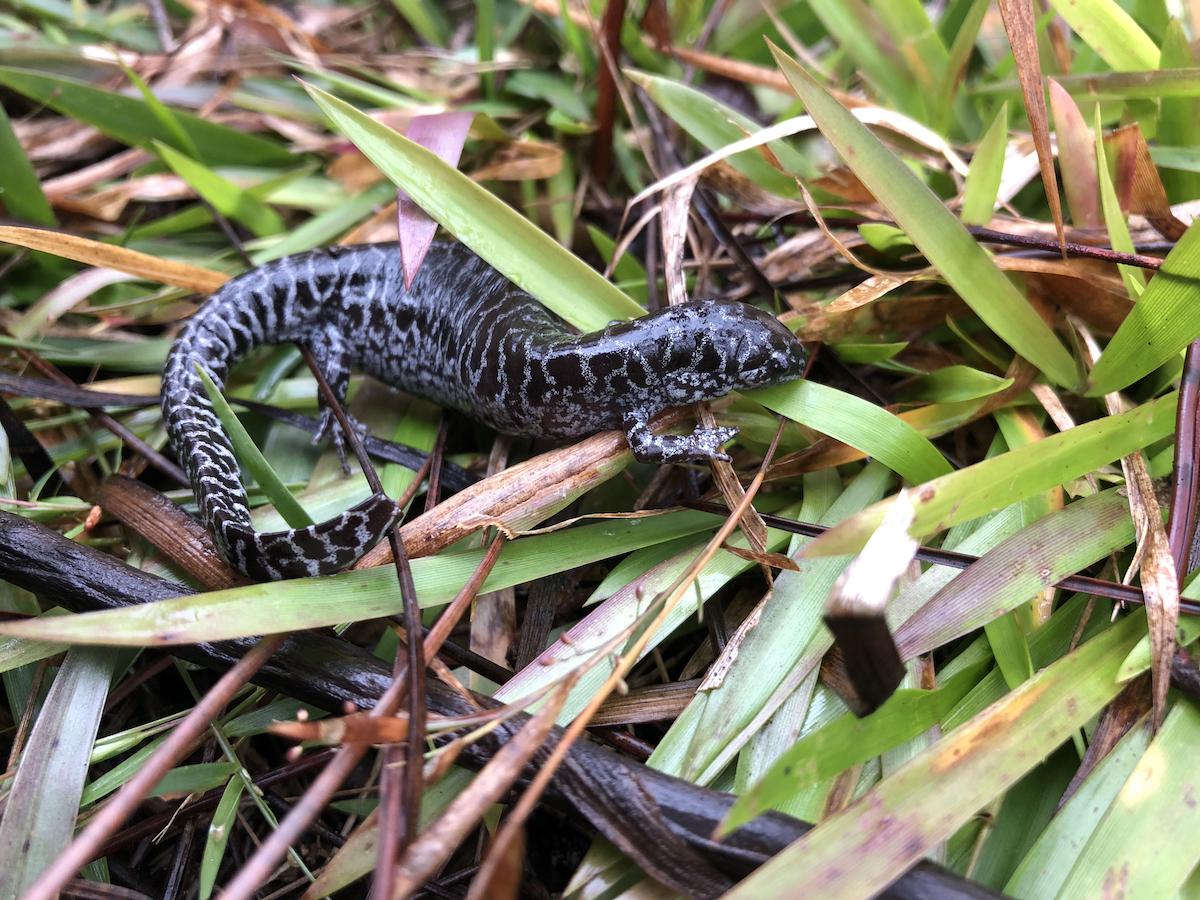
[0,226,227,293]
[468,822,525,900]
[471,440,517,678]
[591,678,700,726]
[517,0,792,92]
[356,409,688,565]
[1111,123,1189,241]
[667,44,792,92]
[270,712,410,745]
[1122,461,1177,729]
[996,0,1066,252]
[96,476,250,590]
[720,542,799,571]
[1077,323,1178,728]
[590,0,626,182]
[469,140,564,182]
[660,173,697,309]
[1019,257,1133,336]
[699,402,770,555]
[701,161,806,216]
[780,272,922,341]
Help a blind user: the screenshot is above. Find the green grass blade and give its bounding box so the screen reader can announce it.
[0,102,56,226]
[751,380,952,483]
[0,66,292,166]
[301,81,644,332]
[976,68,1200,101]
[655,465,892,784]
[723,612,1145,898]
[195,363,313,529]
[0,509,729,645]
[1158,20,1200,202]
[894,486,1136,659]
[770,43,1081,388]
[1088,224,1200,394]
[199,777,246,900]
[1094,106,1146,297]
[155,142,286,238]
[936,0,989,116]
[895,365,1013,403]
[389,0,449,47]
[805,393,1176,556]
[808,0,920,116]
[1004,721,1152,898]
[1056,700,1200,897]
[961,102,1007,225]
[0,648,114,896]
[722,659,988,833]
[120,63,201,160]
[83,759,236,806]
[628,70,812,194]
[1045,0,1159,71]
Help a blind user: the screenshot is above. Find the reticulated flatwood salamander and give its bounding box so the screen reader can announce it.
[162,242,806,580]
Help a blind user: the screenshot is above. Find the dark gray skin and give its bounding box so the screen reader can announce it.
[162,241,807,580]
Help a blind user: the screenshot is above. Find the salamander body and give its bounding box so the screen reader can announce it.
[162,242,807,580]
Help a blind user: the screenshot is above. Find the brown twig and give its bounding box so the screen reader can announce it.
[968,225,1164,270]
[297,345,427,863]
[590,0,627,182]
[218,665,412,900]
[774,212,1170,271]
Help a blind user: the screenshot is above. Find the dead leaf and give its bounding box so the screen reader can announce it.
[0,226,226,294]
[997,0,1066,251]
[1048,79,1100,228]
[470,141,563,182]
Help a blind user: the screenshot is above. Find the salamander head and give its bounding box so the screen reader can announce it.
[586,298,807,413]
[682,298,807,391]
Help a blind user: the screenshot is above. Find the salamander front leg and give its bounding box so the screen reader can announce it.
[622,412,738,464]
[306,328,367,474]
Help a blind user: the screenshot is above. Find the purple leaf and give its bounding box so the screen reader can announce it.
[398,111,474,288]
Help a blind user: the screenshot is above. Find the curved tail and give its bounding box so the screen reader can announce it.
[161,270,400,581]
[220,492,401,580]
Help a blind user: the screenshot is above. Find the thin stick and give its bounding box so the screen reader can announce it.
[297,346,427,859]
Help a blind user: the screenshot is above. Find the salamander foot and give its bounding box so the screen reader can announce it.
[315,409,369,474]
[624,414,738,464]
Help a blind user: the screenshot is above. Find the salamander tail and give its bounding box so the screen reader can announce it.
[219,491,401,580]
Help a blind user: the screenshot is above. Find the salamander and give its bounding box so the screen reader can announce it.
[162,241,807,580]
